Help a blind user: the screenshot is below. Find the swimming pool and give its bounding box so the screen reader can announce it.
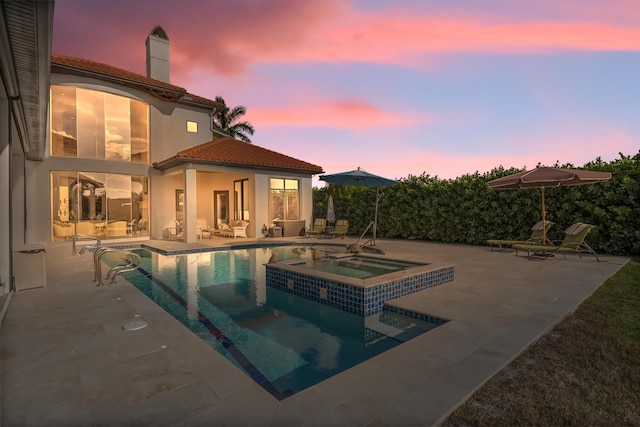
[115,245,447,399]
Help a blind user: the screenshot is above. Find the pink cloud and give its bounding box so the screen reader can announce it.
[285,16,640,67]
[54,0,640,82]
[53,0,345,76]
[178,8,640,73]
[248,99,426,131]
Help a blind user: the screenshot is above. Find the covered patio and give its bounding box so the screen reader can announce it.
[151,137,323,243]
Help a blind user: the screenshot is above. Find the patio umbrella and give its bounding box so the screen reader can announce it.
[326,195,336,225]
[487,166,612,244]
[319,167,397,245]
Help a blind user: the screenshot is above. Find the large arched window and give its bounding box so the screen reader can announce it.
[50,85,149,163]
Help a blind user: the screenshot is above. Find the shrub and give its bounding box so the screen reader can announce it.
[313,151,640,256]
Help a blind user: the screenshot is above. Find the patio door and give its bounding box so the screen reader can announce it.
[214,190,229,228]
[233,179,249,221]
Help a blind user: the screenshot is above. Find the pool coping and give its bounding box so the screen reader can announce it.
[269,254,453,288]
[108,241,353,256]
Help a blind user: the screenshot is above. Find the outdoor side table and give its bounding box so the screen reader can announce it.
[269,226,282,237]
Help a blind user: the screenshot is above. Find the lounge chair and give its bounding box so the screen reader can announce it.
[329,219,349,239]
[513,223,599,261]
[305,218,327,238]
[487,220,553,252]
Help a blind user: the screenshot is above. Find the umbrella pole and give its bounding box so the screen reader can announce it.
[373,188,380,244]
[358,188,381,247]
[541,187,546,244]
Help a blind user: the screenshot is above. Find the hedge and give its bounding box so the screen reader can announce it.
[313,151,640,256]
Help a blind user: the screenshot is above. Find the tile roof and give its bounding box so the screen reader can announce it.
[51,53,223,109]
[153,137,324,174]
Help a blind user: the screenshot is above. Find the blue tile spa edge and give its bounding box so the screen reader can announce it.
[265,262,454,316]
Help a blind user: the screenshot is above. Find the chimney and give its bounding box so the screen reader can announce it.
[146,26,170,83]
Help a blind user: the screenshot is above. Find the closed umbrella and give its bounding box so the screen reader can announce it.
[487,166,612,244]
[319,167,396,246]
[326,195,336,225]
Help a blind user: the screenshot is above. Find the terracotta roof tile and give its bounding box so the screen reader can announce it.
[51,53,223,108]
[154,137,323,174]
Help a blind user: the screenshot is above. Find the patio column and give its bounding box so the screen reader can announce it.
[183,166,197,243]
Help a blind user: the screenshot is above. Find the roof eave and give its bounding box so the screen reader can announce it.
[153,157,323,175]
[1,0,54,160]
[51,62,187,98]
[180,97,226,111]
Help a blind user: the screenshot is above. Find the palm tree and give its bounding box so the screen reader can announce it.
[211,96,255,143]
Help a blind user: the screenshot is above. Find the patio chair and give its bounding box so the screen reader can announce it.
[221,220,249,238]
[329,219,349,239]
[197,218,210,238]
[305,218,327,238]
[129,216,143,235]
[513,223,599,261]
[487,220,553,252]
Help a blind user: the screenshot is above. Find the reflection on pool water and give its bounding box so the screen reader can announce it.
[116,245,447,399]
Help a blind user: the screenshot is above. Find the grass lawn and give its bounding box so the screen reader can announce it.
[443,260,640,426]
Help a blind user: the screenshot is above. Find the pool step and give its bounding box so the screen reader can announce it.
[364,314,406,337]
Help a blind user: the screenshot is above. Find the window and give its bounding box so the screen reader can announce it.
[50,85,149,163]
[175,189,184,222]
[269,178,299,221]
[50,171,149,241]
[186,121,198,133]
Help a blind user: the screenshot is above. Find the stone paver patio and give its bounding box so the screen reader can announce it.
[0,237,628,426]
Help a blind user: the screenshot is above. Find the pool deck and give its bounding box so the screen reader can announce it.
[0,236,629,426]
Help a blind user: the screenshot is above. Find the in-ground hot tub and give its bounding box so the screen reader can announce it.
[265,254,454,316]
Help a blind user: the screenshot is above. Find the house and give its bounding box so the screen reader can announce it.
[1,3,323,296]
[47,26,322,244]
[47,25,322,244]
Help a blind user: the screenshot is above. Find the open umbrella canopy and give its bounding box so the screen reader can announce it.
[319,167,397,188]
[487,167,612,190]
[487,167,612,243]
[319,167,396,246]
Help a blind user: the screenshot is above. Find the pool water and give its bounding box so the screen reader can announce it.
[300,255,426,279]
[116,245,443,399]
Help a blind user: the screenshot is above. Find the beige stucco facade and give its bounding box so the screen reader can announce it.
[1,10,320,297]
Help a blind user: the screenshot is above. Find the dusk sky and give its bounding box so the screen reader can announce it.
[52,0,640,186]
